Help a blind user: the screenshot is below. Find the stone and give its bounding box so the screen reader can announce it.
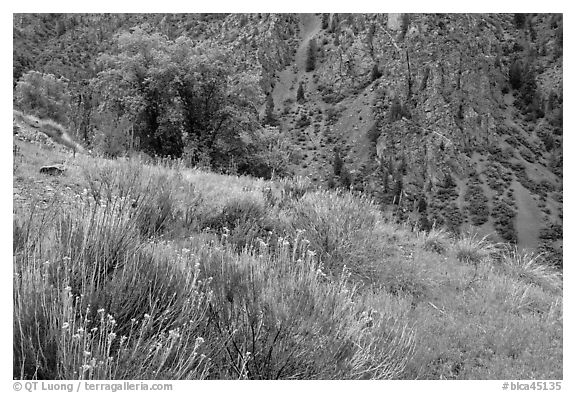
[40,165,65,176]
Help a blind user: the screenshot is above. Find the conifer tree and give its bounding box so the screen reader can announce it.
[306,39,316,72]
[264,94,276,125]
[296,82,305,102]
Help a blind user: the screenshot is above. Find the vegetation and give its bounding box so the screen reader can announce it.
[13,12,564,380]
[15,70,71,125]
[13,146,562,379]
[296,82,305,103]
[305,38,317,72]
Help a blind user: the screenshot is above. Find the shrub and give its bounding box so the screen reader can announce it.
[420,227,450,255]
[13,203,211,379]
[389,97,403,122]
[200,239,415,379]
[296,114,311,128]
[371,64,382,82]
[491,199,517,243]
[204,196,269,250]
[464,180,489,226]
[305,38,317,72]
[501,246,562,292]
[285,190,385,282]
[15,70,71,125]
[454,234,500,265]
[296,82,305,102]
[509,60,524,90]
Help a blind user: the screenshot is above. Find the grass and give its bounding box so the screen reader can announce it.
[13,141,563,380]
[454,233,500,265]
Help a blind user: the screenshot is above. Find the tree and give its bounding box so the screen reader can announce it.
[296,82,305,102]
[321,13,330,30]
[370,63,382,82]
[15,70,71,125]
[509,60,524,90]
[389,97,403,122]
[513,13,526,29]
[393,174,403,204]
[263,94,277,126]
[94,28,263,167]
[333,148,343,176]
[417,196,427,213]
[306,39,316,72]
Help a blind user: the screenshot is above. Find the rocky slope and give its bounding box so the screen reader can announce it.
[263,13,562,263]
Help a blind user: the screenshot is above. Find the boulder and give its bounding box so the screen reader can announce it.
[39,165,65,176]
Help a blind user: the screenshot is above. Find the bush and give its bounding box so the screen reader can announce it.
[13,200,210,379]
[454,234,500,265]
[296,82,305,102]
[200,239,415,379]
[389,97,403,122]
[305,39,317,72]
[285,190,385,282]
[420,227,450,255]
[509,60,524,90]
[464,180,489,226]
[15,70,71,124]
[501,246,562,292]
[491,199,517,243]
[204,196,269,250]
[371,64,382,82]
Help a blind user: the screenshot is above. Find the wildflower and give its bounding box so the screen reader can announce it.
[144,313,151,320]
[83,351,91,357]
[169,330,181,339]
[64,286,72,292]
[195,337,205,345]
[120,336,128,345]
[97,308,105,314]
[77,327,84,334]
[107,333,117,342]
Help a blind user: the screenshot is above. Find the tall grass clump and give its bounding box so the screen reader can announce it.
[284,190,385,282]
[14,159,210,379]
[202,196,271,250]
[13,204,212,379]
[81,158,201,237]
[418,226,450,255]
[500,246,562,292]
[198,236,415,379]
[453,234,500,265]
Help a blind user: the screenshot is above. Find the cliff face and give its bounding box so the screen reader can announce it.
[264,13,562,260]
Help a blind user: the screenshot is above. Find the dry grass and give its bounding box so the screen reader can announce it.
[453,233,501,265]
[500,246,562,292]
[13,148,563,380]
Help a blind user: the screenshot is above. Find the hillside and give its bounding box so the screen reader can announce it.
[13,13,562,259]
[13,122,562,379]
[12,13,563,380]
[262,13,563,262]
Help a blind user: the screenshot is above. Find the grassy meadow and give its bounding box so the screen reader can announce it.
[13,142,562,380]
